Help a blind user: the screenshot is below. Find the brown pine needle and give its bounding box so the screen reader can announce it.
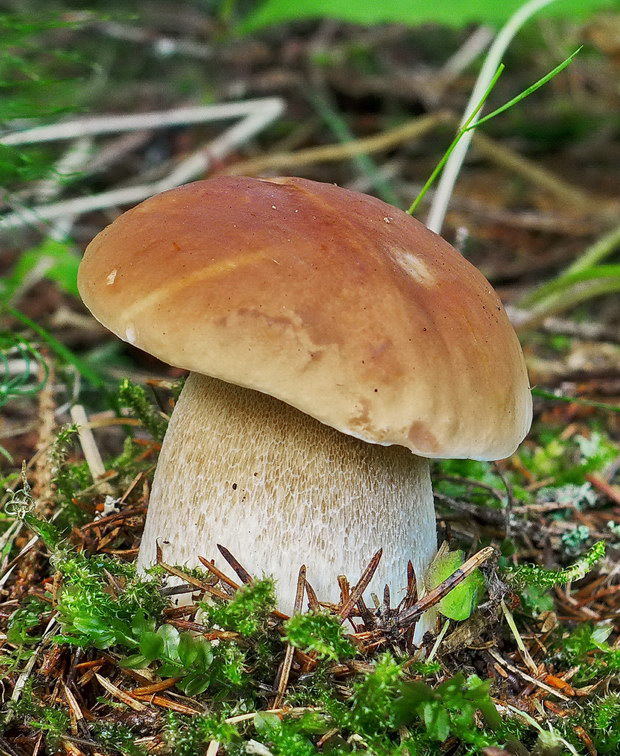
[216,544,253,584]
[338,549,383,622]
[198,554,242,591]
[272,565,306,709]
[94,674,147,711]
[158,561,231,601]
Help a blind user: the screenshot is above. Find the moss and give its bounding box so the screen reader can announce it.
[283,612,357,660]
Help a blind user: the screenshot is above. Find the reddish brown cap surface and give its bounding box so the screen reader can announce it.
[78,176,532,460]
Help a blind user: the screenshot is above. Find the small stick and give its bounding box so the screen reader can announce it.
[472,131,617,219]
[401,561,419,649]
[159,561,231,601]
[131,678,182,696]
[586,474,620,506]
[501,600,538,676]
[160,559,288,620]
[402,561,418,610]
[383,585,391,615]
[62,682,85,731]
[0,100,282,145]
[223,111,449,177]
[427,619,450,662]
[130,693,201,715]
[79,505,147,531]
[356,594,376,630]
[70,405,113,495]
[272,565,306,709]
[337,575,350,605]
[94,674,147,711]
[0,99,285,231]
[488,649,570,701]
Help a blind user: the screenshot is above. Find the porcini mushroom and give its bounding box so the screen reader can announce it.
[78,176,532,631]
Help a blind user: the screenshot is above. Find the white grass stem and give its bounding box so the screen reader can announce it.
[0,99,283,146]
[0,98,285,232]
[426,0,559,234]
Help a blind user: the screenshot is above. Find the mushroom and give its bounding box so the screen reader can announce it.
[78,176,532,632]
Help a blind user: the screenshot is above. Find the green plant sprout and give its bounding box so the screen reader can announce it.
[505,540,605,588]
[408,47,581,215]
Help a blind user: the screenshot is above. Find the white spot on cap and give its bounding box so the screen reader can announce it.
[125,325,136,344]
[383,217,392,223]
[392,251,436,286]
[106,269,117,285]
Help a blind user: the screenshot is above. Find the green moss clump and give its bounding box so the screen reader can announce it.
[284,612,356,660]
[202,578,276,637]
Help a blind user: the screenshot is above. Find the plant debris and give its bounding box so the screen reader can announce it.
[0,375,618,755]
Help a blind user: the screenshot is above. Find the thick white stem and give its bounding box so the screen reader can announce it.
[139,373,437,631]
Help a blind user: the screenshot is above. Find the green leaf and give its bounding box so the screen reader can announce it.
[4,239,80,298]
[194,639,214,670]
[426,550,485,621]
[179,672,211,696]
[177,632,199,667]
[139,631,164,662]
[157,624,180,661]
[423,701,450,742]
[240,0,616,33]
[157,663,182,677]
[132,610,155,637]
[119,654,150,669]
[254,711,281,731]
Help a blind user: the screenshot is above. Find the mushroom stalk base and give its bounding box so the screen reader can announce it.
[138,373,437,634]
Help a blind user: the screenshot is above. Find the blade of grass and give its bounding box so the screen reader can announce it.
[524,265,620,301]
[409,47,580,218]
[564,223,620,275]
[6,305,105,388]
[517,224,620,328]
[463,47,582,131]
[0,336,49,407]
[307,91,401,207]
[522,276,620,327]
[532,387,620,414]
[425,0,562,233]
[407,64,504,215]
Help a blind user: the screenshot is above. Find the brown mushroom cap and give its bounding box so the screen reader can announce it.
[78,175,532,460]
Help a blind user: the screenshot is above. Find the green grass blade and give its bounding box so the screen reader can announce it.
[463,48,582,131]
[6,306,105,388]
